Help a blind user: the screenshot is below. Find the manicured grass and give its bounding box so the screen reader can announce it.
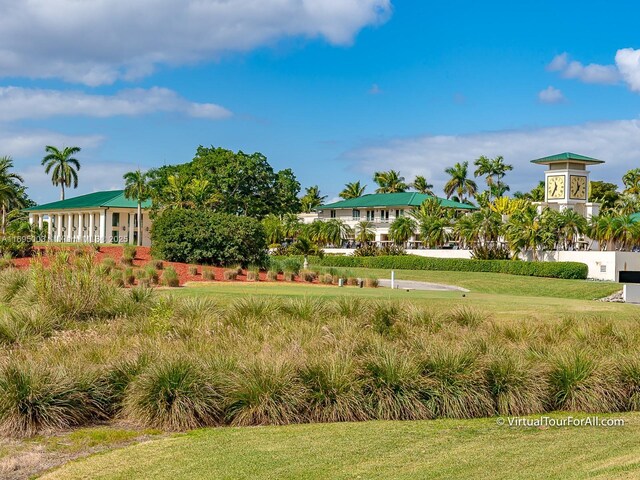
[42,414,640,480]
[174,281,638,323]
[315,266,622,300]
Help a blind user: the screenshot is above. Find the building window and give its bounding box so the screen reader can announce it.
[111,212,120,227]
[330,210,336,218]
[395,209,403,218]
[352,209,360,220]
[380,210,389,222]
[366,210,375,221]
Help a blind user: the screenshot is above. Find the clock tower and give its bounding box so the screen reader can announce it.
[531,152,604,218]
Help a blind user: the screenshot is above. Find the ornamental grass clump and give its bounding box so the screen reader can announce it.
[222,269,238,281]
[224,359,306,426]
[0,361,105,437]
[301,355,369,423]
[485,353,547,416]
[266,270,278,281]
[123,358,222,431]
[0,306,57,346]
[548,351,624,413]
[162,267,180,287]
[188,265,198,276]
[202,268,215,281]
[421,348,493,419]
[364,347,432,421]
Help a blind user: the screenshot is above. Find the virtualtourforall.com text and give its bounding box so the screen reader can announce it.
[497,416,625,428]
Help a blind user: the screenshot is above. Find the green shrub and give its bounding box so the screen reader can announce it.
[144,265,160,285]
[281,258,302,275]
[124,358,222,431]
[151,209,268,267]
[276,255,588,280]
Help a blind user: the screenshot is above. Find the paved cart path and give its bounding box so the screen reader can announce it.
[378,279,469,292]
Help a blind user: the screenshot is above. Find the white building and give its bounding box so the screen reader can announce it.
[25,190,152,246]
[315,192,476,244]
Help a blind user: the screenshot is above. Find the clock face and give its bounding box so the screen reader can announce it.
[570,175,587,200]
[547,175,566,200]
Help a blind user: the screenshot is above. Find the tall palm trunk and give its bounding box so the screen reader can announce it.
[60,183,65,201]
[1,204,5,235]
[137,201,142,246]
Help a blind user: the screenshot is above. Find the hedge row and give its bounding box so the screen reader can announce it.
[279,255,588,280]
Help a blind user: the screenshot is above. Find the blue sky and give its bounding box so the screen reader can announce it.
[2,0,640,204]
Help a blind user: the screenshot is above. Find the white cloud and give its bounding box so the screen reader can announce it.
[538,86,565,104]
[345,119,640,195]
[547,52,620,84]
[0,0,392,85]
[0,86,231,120]
[615,48,640,92]
[368,83,382,95]
[0,129,103,158]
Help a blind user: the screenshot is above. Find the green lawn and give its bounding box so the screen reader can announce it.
[312,266,622,300]
[172,280,637,323]
[42,414,640,480]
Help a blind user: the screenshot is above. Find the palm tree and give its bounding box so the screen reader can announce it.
[505,206,553,261]
[0,156,24,234]
[123,169,151,246]
[354,220,375,243]
[320,219,352,246]
[373,170,408,193]
[41,146,81,200]
[444,162,477,203]
[557,209,588,250]
[262,214,284,245]
[614,214,640,251]
[282,213,302,241]
[187,178,221,208]
[474,155,495,189]
[419,216,450,248]
[622,168,640,195]
[590,212,618,251]
[300,186,327,213]
[412,175,434,195]
[388,216,416,246]
[474,155,512,200]
[290,236,322,270]
[339,181,366,199]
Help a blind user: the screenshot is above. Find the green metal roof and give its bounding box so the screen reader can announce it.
[320,192,477,210]
[25,190,152,212]
[530,152,605,165]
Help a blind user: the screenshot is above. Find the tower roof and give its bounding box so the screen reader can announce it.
[530,152,605,165]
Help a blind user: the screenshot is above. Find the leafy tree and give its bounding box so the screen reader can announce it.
[123,169,151,246]
[614,194,640,216]
[388,216,416,245]
[319,219,352,246]
[613,214,640,250]
[373,170,408,193]
[514,181,545,202]
[622,168,640,195]
[0,156,25,234]
[339,181,366,199]
[505,206,554,260]
[589,181,619,210]
[282,213,302,240]
[148,147,300,218]
[419,216,450,248]
[590,212,618,251]
[41,146,81,200]
[444,161,477,203]
[300,185,327,213]
[412,176,434,195]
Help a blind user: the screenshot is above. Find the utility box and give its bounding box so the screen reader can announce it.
[623,284,640,304]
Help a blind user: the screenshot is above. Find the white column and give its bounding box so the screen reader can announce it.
[55,214,61,241]
[99,210,106,243]
[77,213,83,242]
[89,213,95,243]
[47,214,53,241]
[67,213,73,242]
[37,214,43,232]
[128,212,135,244]
[28,213,34,225]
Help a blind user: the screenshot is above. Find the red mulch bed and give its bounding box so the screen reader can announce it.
[15,245,322,287]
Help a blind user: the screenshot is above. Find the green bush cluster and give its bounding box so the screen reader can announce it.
[278,255,588,280]
[151,209,268,267]
[0,235,33,259]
